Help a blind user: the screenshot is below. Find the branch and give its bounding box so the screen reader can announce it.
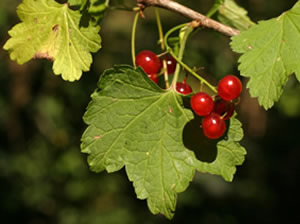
[137,0,240,36]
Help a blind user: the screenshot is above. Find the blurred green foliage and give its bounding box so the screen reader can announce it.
[1,0,300,223]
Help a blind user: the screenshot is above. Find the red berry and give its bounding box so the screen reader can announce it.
[148,73,159,84]
[163,55,177,74]
[213,99,235,120]
[176,82,192,95]
[190,92,214,116]
[217,75,242,101]
[136,50,161,75]
[202,113,226,139]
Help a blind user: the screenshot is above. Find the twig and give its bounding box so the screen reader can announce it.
[137,0,240,36]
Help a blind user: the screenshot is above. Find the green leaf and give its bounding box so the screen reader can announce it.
[218,0,255,31]
[3,0,101,81]
[196,118,246,182]
[88,0,109,24]
[68,0,87,7]
[231,1,300,109]
[81,65,197,219]
[68,0,108,25]
[81,65,246,218]
[88,0,109,14]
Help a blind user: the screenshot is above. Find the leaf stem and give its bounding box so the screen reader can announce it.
[155,8,169,88]
[131,12,140,68]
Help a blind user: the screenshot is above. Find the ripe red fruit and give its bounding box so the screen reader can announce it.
[202,112,226,139]
[190,92,214,116]
[136,50,161,75]
[176,82,192,95]
[147,73,159,84]
[217,75,242,101]
[213,99,235,120]
[163,55,177,74]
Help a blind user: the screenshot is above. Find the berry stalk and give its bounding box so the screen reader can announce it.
[171,25,193,89]
[155,8,169,88]
[163,23,189,90]
[131,12,140,68]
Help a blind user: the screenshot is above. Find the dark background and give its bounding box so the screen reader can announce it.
[1,0,300,223]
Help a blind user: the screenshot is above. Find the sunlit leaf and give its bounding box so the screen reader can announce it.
[231,1,300,109]
[3,0,101,81]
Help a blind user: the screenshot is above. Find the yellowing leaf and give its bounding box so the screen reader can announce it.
[3,0,101,81]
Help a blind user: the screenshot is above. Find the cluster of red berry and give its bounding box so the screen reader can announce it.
[190,75,242,139]
[136,50,242,140]
[136,50,192,94]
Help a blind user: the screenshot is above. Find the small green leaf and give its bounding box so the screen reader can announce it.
[81,65,197,219]
[231,1,300,109]
[88,0,108,13]
[218,0,255,31]
[68,0,108,25]
[3,0,101,81]
[68,0,87,7]
[196,118,246,182]
[88,0,109,24]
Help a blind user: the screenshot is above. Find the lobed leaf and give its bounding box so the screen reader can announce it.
[81,65,197,219]
[3,0,101,81]
[231,1,300,109]
[81,65,247,218]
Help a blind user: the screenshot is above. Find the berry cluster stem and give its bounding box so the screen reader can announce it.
[171,25,193,89]
[155,8,165,50]
[155,8,169,88]
[163,23,186,89]
[131,12,140,68]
